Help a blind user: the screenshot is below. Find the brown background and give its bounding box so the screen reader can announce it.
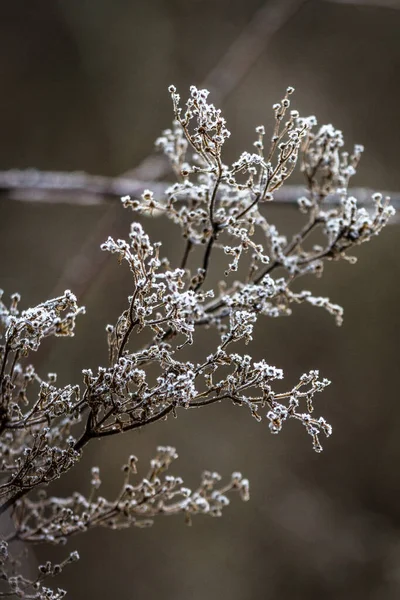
[0,1,399,599]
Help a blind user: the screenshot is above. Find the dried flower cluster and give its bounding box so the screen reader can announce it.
[0,85,394,598]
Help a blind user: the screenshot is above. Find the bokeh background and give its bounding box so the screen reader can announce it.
[1,1,400,598]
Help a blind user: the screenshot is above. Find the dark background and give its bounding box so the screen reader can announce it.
[1,1,399,599]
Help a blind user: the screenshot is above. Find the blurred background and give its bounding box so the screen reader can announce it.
[0,0,399,598]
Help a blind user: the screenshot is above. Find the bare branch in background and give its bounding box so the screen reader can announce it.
[1,169,399,213]
[0,170,166,206]
[325,0,400,8]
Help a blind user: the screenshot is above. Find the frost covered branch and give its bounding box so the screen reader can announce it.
[0,84,394,599]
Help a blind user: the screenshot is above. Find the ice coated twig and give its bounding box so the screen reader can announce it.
[0,84,395,599]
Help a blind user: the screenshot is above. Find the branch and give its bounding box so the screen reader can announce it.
[325,0,400,8]
[1,169,399,212]
[0,169,167,205]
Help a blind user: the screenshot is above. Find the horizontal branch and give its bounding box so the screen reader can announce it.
[0,169,398,213]
[0,169,167,206]
[325,0,400,8]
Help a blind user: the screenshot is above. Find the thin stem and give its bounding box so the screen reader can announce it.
[0,343,10,382]
[89,404,174,439]
[188,394,232,408]
[192,161,223,292]
[235,191,261,221]
[0,488,27,517]
[8,349,20,382]
[253,214,320,284]
[180,239,193,270]
[118,290,139,359]
[193,235,216,292]
[208,160,223,229]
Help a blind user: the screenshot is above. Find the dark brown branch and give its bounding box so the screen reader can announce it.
[81,404,175,442]
[0,488,27,518]
[180,240,193,270]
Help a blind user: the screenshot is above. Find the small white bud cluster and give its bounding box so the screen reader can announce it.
[0,290,84,353]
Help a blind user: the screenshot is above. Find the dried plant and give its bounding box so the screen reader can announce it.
[0,85,395,598]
